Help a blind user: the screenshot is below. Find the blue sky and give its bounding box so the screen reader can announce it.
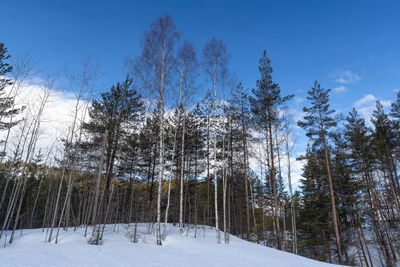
[2,0,400,185]
[2,0,399,108]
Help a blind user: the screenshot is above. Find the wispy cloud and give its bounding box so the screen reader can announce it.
[335,70,361,84]
[333,85,346,93]
[294,96,304,105]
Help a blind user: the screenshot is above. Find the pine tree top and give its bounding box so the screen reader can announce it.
[298,81,337,144]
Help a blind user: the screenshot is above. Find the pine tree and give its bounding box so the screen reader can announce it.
[390,90,400,121]
[83,76,143,196]
[390,91,400,163]
[331,132,362,264]
[250,50,293,250]
[0,43,25,132]
[371,101,399,197]
[297,81,343,264]
[298,146,332,262]
[345,106,397,266]
[0,43,26,213]
[343,109,379,266]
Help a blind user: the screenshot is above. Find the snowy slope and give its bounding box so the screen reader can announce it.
[0,224,343,267]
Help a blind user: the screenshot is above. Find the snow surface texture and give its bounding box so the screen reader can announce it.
[0,224,344,267]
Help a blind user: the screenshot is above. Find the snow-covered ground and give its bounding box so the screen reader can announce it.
[0,224,343,267]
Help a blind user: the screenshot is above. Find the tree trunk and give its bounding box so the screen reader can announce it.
[156,33,167,246]
[285,132,297,254]
[267,107,281,250]
[241,112,250,240]
[213,60,220,244]
[319,111,343,264]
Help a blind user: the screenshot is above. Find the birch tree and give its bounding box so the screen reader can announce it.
[8,78,53,243]
[132,14,180,245]
[48,59,97,243]
[54,59,97,243]
[282,114,297,254]
[178,41,197,234]
[202,38,229,243]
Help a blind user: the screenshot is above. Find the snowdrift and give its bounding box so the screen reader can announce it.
[0,224,343,267]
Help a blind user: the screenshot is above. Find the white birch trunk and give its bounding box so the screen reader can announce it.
[212,60,220,243]
[179,64,188,235]
[9,86,51,243]
[285,130,297,254]
[163,67,183,240]
[156,33,167,246]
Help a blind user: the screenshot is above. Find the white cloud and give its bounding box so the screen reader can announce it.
[353,94,392,125]
[354,94,377,107]
[335,70,361,84]
[333,85,346,93]
[280,153,304,188]
[248,138,305,192]
[1,81,87,163]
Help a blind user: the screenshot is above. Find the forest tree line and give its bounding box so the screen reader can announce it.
[0,15,399,266]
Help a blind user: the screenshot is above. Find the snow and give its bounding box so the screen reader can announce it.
[0,224,344,267]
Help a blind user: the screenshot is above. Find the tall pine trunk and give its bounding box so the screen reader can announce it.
[267,107,281,250]
[320,118,343,264]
